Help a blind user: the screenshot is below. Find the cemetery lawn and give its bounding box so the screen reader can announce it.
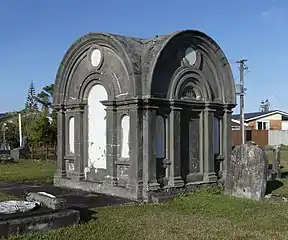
[270,179,288,197]
[0,160,56,184]
[9,190,288,240]
[0,192,19,201]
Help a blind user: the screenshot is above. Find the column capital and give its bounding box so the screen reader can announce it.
[223,103,235,111]
[53,104,65,111]
[142,105,159,110]
[203,107,216,113]
[170,106,183,111]
[224,108,233,114]
[101,100,117,107]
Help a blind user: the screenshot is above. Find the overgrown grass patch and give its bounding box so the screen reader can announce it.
[0,192,20,202]
[270,179,288,197]
[9,190,288,240]
[0,160,56,184]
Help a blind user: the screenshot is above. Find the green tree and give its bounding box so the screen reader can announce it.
[0,120,19,148]
[23,112,53,159]
[25,82,38,111]
[36,84,54,115]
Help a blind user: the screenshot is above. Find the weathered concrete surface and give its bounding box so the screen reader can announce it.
[0,182,134,209]
[0,209,80,238]
[26,192,67,210]
[226,143,268,200]
[0,182,134,237]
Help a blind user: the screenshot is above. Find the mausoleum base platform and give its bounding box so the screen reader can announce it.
[54,176,219,202]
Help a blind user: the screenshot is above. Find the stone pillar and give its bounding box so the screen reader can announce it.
[127,103,144,199]
[55,108,66,178]
[142,105,160,196]
[273,145,281,179]
[168,105,184,188]
[222,107,233,184]
[73,107,84,180]
[104,102,118,185]
[203,107,218,183]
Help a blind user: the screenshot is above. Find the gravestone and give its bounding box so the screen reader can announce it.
[226,143,268,200]
[10,136,30,160]
[26,192,67,210]
[272,145,281,179]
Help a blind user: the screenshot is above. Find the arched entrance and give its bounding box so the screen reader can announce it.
[87,84,108,169]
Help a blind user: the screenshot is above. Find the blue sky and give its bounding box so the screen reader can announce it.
[0,0,287,114]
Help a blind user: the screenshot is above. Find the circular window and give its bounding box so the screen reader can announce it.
[90,48,102,67]
[184,47,197,66]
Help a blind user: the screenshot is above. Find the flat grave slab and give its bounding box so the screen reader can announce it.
[0,181,135,237]
[0,207,80,238]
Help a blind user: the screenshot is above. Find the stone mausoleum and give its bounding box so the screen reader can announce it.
[53,30,236,201]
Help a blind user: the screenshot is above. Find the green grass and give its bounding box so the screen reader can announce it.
[270,179,288,197]
[8,190,288,240]
[0,192,20,201]
[0,160,56,184]
[1,159,288,239]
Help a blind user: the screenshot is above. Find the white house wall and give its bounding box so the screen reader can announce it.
[268,130,288,145]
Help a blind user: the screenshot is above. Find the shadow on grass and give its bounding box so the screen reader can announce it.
[266,180,284,195]
[68,206,98,223]
[281,171,288,179]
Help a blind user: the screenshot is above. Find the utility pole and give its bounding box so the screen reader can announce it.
[237,59,248,145]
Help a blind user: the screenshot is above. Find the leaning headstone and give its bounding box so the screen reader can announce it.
[226,143,268,200]
[26,192,67,210]
[272,145,281,179]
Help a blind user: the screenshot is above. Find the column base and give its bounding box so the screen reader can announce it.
[168,176,185,188]
[54,169,66,178]
[219,170,227,182]
[186,173,203,183]
[104,175,118,185]
[148,180,160,191]
[203,172,218,183]
[71,173,85,181]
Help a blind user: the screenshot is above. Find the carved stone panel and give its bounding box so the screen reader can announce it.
[189,115,200,173]
[117,164,129,186]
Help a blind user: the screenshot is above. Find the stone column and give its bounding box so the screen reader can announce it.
[142,105,160,196]
[222,107,233,185]
[186,111,203,183]
[203,107,218,183]
[103,101,118,185]
[127,103,144,199]
[55,108,66,178]
[73,106,85,180]
[168,105,184,188]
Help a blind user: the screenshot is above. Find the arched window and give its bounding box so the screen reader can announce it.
[121,115,130,158]
[213,116,220,155]
[155,115,165,158]
[68,117,75,154]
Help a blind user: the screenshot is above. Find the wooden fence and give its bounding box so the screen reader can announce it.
[232,129,268,147]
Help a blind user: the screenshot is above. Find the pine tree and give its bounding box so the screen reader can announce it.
[25,82,38,111]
